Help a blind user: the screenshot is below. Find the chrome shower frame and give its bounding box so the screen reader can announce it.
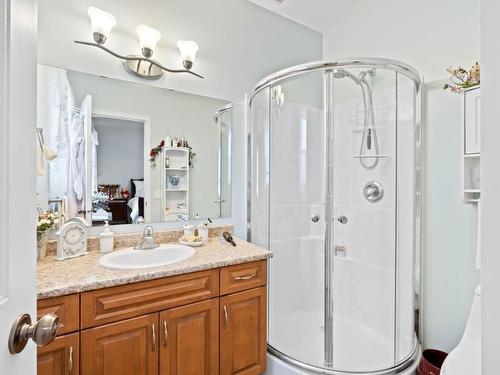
[247,58,422,375]
[252,58,420,96]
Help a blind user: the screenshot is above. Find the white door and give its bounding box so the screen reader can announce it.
[81,95,93,224]
[0,0,38,373]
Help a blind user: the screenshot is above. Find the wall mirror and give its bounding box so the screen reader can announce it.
[36,64,232,228]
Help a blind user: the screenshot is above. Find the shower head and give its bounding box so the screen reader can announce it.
[333,70,347,79]
[333,69,361,84]
[358,68,376,81]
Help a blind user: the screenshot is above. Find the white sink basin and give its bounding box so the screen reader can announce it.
[98,244,195,270]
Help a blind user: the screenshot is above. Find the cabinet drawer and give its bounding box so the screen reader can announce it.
[38,294,80,335]
[220,260,267,295]
[81,269,219,328]
[38,332,79,375]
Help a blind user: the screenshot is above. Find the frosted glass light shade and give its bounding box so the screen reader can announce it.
[136,24,161,52]
[88,7,116,43]
[177,40,199,65]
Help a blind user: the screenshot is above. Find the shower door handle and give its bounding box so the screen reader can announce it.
[311,215,320,223]
[337,215,348,224]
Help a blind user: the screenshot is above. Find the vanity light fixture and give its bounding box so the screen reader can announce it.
[75,7,203,80]
[136,24,161,59]
[177,41,199,70]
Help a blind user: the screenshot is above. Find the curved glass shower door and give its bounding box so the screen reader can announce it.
[249,59,421,374]
[267,71,326,367]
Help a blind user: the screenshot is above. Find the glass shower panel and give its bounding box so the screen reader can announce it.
[267,72,326,367]
[331,69,397,372]
[395,72,420,362]
[249,88,270,248]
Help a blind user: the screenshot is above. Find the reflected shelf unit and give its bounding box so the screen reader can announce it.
[461,86,481,204]
[162,147,190,221]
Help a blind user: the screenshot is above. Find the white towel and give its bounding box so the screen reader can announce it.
[37,145,45,176]
[127,196,139,222]
[476,200,481,270]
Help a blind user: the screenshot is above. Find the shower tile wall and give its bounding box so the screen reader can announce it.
[331,74,398,371]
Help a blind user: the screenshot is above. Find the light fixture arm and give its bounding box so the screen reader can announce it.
[74,40,204,79]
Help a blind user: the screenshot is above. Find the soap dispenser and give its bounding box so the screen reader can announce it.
[198,217,209,240]
[100,221,114,253]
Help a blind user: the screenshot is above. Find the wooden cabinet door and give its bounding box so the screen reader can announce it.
[220,287,266,375]
[159,299,219,375]
[81,313,159,375]
[38,333,79,375]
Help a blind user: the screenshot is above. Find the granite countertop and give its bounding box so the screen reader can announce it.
[38,237,272,299]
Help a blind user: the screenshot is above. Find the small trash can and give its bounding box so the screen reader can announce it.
[418,349,448,375]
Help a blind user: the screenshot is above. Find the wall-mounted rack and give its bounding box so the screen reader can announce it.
[162,147,190,221]
[461,86,481,204]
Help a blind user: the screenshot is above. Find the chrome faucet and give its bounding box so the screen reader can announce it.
[134,225,159,250]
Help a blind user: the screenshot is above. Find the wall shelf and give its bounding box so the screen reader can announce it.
[461,86,481,204]
[162,146,190,221]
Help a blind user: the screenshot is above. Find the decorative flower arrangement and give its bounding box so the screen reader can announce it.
[92,191,110,211]
[36,211,58,258]
[149,139,197,167]
[188,146,197,167]
[37,211,58,234]
[149,140,165,165]
[443,62,480,93]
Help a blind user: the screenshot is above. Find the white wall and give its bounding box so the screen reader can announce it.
[93,117,144,189]
[322,0,479,82]
[323,0,480,352]
[422,82,480,351]
[480,1,500,373]
[38,0,323,102]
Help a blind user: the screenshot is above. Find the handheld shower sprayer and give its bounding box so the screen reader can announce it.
[333,68,379,169]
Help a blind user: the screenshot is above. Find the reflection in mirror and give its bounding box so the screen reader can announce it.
[215,104,232,219]
[36,64,232,228]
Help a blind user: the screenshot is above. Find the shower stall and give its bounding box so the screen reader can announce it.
[248,59,421,375]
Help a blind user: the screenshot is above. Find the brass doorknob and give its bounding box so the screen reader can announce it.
[8,313,59,354]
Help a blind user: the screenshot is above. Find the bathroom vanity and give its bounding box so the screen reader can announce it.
[36,235,270,375]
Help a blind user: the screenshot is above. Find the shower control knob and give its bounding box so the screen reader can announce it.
[311,215,320,223]
[337,215,348,224]
[364,181,384,203]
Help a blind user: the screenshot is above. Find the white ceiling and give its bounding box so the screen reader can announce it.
[248,0,367,32]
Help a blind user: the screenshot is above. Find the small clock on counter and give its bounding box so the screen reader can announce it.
[56,217,89,260]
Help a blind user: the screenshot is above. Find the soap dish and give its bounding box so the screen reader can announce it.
[179,236,208,247]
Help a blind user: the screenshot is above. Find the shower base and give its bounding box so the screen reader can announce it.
[264,338,421,375]
[270,310,397,369]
